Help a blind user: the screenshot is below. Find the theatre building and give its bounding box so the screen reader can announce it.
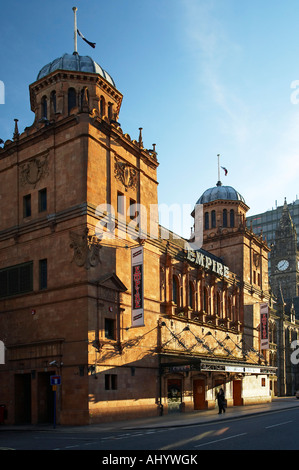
[0,49,276,425]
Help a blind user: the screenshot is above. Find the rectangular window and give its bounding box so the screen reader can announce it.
[129,199,136,219]
[105,318,115,340]
[105,374,117,390]
[23,194,31,218]
[0,262,33,298]
[39,259,47,290]
[117,191,125,215]
[38,188,47,212]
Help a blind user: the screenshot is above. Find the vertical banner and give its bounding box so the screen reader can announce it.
[260,302,269,350]
[131,246,144,327]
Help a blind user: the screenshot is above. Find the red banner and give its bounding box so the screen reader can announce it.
[131,246,144,327]
[260,302,269,350]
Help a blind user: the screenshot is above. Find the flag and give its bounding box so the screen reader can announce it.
[221,166,228,176]
[77,29,96,48]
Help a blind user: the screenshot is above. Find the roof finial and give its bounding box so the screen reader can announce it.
[139,127,143,148]
[73,7,78,55]
[13,119,19,141]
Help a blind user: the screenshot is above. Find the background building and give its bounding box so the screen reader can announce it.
[248,199,299,395]
[247,198,299,274]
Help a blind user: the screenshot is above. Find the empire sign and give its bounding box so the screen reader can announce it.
[186,249,229,278]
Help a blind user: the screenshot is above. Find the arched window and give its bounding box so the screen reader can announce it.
[68,87,77,114]
[215,291,222,317]
[108,102,113,120]
[81,87,89,110]
[173,276,179,305]
[50,91,56,114]
[41,96,47,119]
[203,287,209,313]
[211,210,216,228]
[189,281,194,309]
[100,96,106,117]
[223,209,228,228]
[230,209,235,228]
[227,295,233,320]
[204,212,209,230]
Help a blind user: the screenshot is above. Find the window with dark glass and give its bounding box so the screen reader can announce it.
[50,91,56,114]
[38,188,47,212]
[105,318,115,340]
[204,212,209,230]
[0,262,33,298]
[223,209,228,227]
[39,259,47,290]
[68,87,76,114]
[211,210,216,228]
[203,287,209,313]
[105,374,117,390]
[230,209,235,227]
[188,282,194,308]
[173,276,179,305]
[108,102,113,120]
[100,96,105,117]
[41,96,47,119]
[129,199,136,219]
[23,194,31,218]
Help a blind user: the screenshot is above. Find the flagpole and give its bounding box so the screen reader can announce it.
[217,154,220,184]
[73,7,78,54]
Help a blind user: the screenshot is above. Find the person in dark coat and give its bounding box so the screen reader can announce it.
[217,388,226,414]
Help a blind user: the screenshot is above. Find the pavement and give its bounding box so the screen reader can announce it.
[1,396,299,433]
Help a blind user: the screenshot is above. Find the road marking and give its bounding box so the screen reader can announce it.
[194,433,247,448]
[265,420,293,429]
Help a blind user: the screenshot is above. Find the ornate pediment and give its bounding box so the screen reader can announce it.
[98,272,127,292]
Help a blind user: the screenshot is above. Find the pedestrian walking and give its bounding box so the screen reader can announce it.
[217,388,226,414]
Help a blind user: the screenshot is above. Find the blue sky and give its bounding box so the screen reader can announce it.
[1,0,299,237]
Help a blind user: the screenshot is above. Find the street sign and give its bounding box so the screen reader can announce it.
[50,375,61,429]
[50,375,61,385]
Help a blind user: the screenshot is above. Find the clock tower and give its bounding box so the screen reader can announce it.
[270,199,299,303]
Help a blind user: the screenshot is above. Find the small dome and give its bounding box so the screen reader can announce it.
[197,183,246,205]
[37,53,115,87]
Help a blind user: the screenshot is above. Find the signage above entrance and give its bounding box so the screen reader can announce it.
[186,249,229,278]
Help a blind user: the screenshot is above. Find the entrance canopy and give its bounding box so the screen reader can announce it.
[160,354,276,376]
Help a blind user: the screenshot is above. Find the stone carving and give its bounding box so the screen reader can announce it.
[253,252,260,267]
[20,153,49,188]
[114,157,137,190]
[69,228,101,269]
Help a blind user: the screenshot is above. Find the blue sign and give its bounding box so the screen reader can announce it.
[50,375,61,385]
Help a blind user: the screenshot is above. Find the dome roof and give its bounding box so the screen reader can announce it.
[37,53,115,87]
[196,183,246,205]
